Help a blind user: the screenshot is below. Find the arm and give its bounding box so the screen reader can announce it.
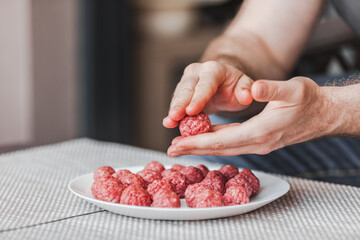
[204,0,324,79]
[163,0,324,127]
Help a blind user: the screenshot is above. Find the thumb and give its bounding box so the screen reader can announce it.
[251,79,300,102]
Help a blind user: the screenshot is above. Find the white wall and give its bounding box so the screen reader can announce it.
[0,0,78,151]
[0,0,33,147]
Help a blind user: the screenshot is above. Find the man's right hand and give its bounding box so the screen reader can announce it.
[163,61,254,128]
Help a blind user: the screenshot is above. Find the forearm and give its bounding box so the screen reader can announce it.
[201,32,286,80]
[202,0,324,80]
[323,84,360,137]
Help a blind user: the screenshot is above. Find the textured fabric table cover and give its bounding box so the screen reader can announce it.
[1,139,359,240]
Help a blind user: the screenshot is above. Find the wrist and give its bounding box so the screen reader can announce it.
[201,32,287,80]
[318,85,360,137]
[318,87,343,136]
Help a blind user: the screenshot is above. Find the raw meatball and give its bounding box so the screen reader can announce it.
[179,112,212,137]
[219,165,239,181]
[172,164,185,171]
[144,161,165,173]
[137,169,162,185]
[120,185,151,206]
[93,166,115,181]
[180,166,204,184]
[185,183,210,208]
[200,177,225,195]
[119,172,147,189]
[192,188,223,208]
[236,169,260,196]
[162,171,188,198]
[161,168,177,178]
[223,186,250,206]
[204,170,227,184]
[91,178,126,203]
[196,164,209,177]
[225,177,253,196]
[113,169,131,182]
[152,188,181,208]
[147,179,175,199]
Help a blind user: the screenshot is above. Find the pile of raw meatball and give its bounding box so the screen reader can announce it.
[91,161,260,208]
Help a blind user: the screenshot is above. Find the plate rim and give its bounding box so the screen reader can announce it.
[68,165,290,213]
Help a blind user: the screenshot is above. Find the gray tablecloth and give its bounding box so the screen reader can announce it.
[0,139,359,240]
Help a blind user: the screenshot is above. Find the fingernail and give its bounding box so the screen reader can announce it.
[257,83,265,98]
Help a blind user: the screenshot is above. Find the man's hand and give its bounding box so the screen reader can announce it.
[163,61,254,128]
[167,77,338,157]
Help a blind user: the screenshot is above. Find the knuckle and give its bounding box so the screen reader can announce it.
[197,79,214,91]
[292,77,315,101]
[213,141,225,150]
[184,63,199,75]
[269,85,280,100]
[238,74,253,86]
[202,61,221,71]
[211,141,225,156]
[257,146,272,155]
[182,83,195,94]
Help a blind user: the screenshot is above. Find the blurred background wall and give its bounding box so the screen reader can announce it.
[0,0,359,153]
[0,0,78,153]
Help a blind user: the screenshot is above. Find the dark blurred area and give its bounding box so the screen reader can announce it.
[1,0,359,153]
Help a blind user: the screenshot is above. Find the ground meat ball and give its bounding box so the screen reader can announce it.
[196,164,209,177]
[113,169,131,182]
[144,161,165,173]
[91,178,126,203]
[223,186,250,206]
[236,169,260,196]
[219,165,239,181]
[225,177,253,196]
[192,188,223,208]
[119,172,147,189]
[120,185,151,206]
[179,112,212,137]
[172,164,185,171]
[147,179,175,199]
[184,183,209,207]
[204,170,227,184]
[180,166,204,184]
[93,166,115,181]
[137,169,162,185]
[201,177,225,195]
[152,188,181,208]
[162,171,188,198]
[161,168,177,178]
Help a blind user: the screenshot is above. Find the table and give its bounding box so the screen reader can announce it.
[1,139,359,239]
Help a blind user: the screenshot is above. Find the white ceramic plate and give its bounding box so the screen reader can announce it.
[68,165,290,220]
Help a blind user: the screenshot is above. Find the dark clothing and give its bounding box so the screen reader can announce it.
[331,0,360,35]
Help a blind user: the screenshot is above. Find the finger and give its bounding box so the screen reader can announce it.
[251,79,300,102]
[170,123,240,145]
[171,136,184,145]
[163,116,179,128]
[234,74,254,106]
[211,122,241,131]
[186,62,223,115]
[169,65,200,121]
[168,125,251,156]
[168,115,275,157]
[168,144,263,157]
